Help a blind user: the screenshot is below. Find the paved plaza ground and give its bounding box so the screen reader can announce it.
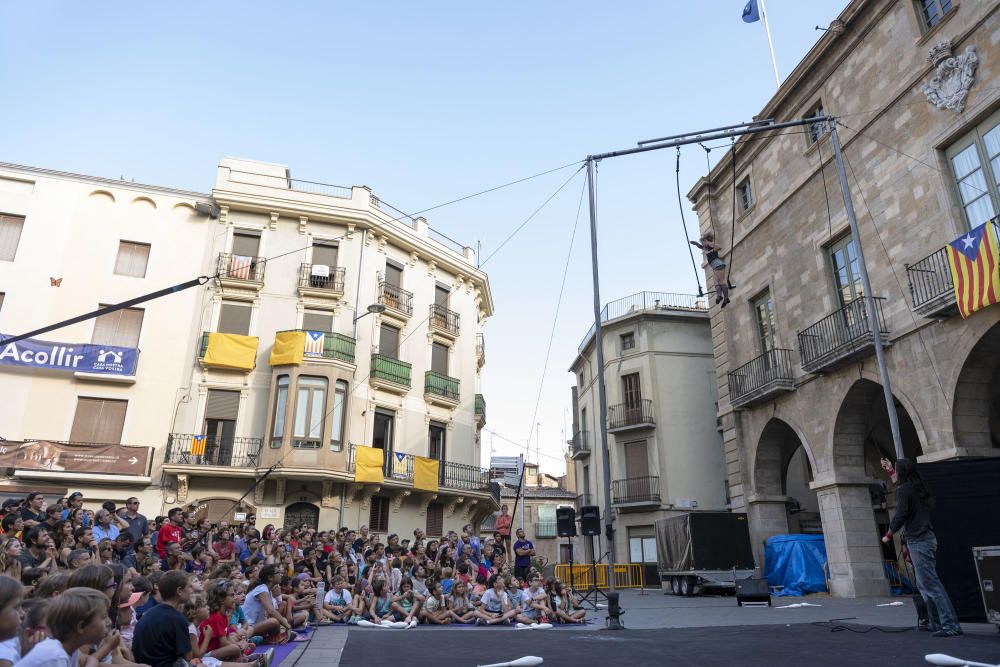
[281,591,1000,667]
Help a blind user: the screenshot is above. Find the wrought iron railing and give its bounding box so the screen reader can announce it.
[579,291,708,354]
[612,475,660,504]
[535,520,558,538]
[379,281,413,316]
[347,443,413,481]
[728,348,795,405]
[346,444,493,492]
[797,297,888,371]
[441,460,491,490]
[371,354,412,387]
[217,252,266,282]
[429,304,460,336]
[608,399,655,430]
[225,169,353,199]
[425,371,460,401]
[299,263,345,293]
[568,430,590,457]
[278,329,355,364]
[164,433,263,468]
[428,228,466,254]
[905,247,953,311]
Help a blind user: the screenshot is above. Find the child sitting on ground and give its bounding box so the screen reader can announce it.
[17,588,107,667]
[321,577,352,623]
[419,580,450,625]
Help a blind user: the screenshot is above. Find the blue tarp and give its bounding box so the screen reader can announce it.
[764,534,828,596]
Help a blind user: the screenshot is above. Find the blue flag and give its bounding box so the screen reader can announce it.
[742,0,760,23]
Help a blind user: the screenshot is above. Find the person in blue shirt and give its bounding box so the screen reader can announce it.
[91,509,130,543]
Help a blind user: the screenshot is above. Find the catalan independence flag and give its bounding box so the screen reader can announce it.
[191,435,207,456]
[947,221,1000,318]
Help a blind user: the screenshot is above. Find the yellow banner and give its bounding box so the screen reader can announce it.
[414,456,440,492]
[269,331,305,366]
[203,333,259,370]
[354,446,384,483]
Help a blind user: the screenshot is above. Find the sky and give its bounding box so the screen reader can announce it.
[0,1,846,475]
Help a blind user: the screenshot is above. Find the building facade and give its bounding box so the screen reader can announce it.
[568,292,728,571]
[687,0,1000,597]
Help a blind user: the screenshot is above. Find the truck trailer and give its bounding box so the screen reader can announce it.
[655,511,757,595]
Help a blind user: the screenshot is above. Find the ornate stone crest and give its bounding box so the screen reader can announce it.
[922,40,979,113]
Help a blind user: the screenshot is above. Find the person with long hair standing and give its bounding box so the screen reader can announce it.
[882,458,962,637]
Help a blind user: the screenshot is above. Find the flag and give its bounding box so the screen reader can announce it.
[191,435,207,456]
[389,451,409,480]
[269,331,305,366]
[742,0,760,23]
[230,255,253,280]
[354,446,384,483]
[414,456,440,493]
[304,331,326,356]
[946,221,1000,318]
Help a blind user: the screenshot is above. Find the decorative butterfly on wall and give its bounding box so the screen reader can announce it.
[50,277,62,287]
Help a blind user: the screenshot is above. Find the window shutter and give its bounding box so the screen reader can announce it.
[369,497,389,533]
[624,441,648,479]
[218,303,252,335]
[431,342,448,375]
[114,241,150,278]
[205,390,240,420]
[232,232,260,258]
[426,503,444,536]
[0,215,25,261]
[70,398,127,444]
[384,263,402,287]
[91,307,144,347]
[435,285,449,307]
[379,324,400,359]
[302,312,333,333]
[312,243,338,268]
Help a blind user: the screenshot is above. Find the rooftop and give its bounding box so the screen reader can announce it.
[575,290,709,358]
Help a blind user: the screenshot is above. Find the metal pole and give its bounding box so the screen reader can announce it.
[759,0,781,87]
[586,158,622,630]
[828,120,905,461]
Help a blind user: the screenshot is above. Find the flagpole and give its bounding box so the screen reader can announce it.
[759,0,781,87]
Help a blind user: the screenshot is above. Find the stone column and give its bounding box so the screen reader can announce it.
[813,481,888,597]
[746,495,791,570]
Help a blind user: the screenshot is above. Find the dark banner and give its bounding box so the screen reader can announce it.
[0,440,151,476]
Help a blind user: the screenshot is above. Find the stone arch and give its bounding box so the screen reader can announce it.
[952,319,1000,452]
[171,202,197,215]
[752,418,812,496]
[832,379,923,474]
[88,189,115,203]
[130,196,157,209]
[186,496,257,523]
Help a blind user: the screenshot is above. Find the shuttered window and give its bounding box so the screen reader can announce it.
[91,306,144,347]
[302,311,333,333]
[426,502,444,536]
[379,323,400,359]
[205,389,240,420]
[369,497,389,532]
[312,242,338,268]
[218,302,252,335]
[624,441,649,479]
[384,262,402,287]
[69,398,128,444]
[435,285,450,307]
[114,241,150,278]
[431,342,449,375]
[232,232,260,258]
[0,214,25,261]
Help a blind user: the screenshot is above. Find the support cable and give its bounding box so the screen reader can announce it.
[676,148,704,297]
[727,140,738,286]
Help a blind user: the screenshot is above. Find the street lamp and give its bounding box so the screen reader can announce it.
[353,303,386,323]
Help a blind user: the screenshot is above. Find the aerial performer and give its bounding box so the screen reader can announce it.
[690,234,730,307]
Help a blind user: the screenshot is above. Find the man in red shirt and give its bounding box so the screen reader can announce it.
[157,507,184,559]
[495,504,513,561]
[213,527,237,563]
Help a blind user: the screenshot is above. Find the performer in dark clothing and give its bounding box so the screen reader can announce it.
[883,458,961,637]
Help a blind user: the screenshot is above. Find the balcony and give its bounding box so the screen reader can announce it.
[164,433,262,469]
[797,297,890,374]
[347,444,495,496]
[379,282,413,319]
[568,430,591,459]
[302,330,356,365]
[576,493,594,508]
[612,475,661,508]
[199,332,259,372]
[348,443,413,482]
[728,348,796,409]
[298,263,345,300]
[476,333,486,368]
[217,253,265,289]
[475,394,486,428]
[535,520,558,538]
[370,353,412,394]
[608,399,655,433]
[906,246,957,318]
[425,371,461,408]
[429,304,460,338]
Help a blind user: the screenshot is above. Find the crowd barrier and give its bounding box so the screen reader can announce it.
[553,563,646,589]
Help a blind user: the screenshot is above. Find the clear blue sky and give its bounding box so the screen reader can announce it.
[0,1,845,474]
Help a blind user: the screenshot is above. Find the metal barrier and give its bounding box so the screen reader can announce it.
[554,563,646,589]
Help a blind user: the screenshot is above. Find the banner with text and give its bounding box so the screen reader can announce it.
[0,440,151,475]
[0,335,138,375]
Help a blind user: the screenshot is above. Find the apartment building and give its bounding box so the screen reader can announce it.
[687,0,1000,596]
[568,291,728,570]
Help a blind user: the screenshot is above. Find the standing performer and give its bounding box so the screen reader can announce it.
[691,234,730,307]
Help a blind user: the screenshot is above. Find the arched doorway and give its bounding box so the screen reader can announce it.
[284,502,319,530]
[953,320,1000,452]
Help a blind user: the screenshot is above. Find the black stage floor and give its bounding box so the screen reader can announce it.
[338,623,1000,667]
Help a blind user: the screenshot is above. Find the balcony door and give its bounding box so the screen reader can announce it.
[622,373,642,422]
[753,290,776,354]
[204,389,240,465]
[379,323,400,359]
[435,285,450,307]
[373,409,395,475]
[624,440,648,480]
[428,421,446,462]
[830,236,864,307]
[431,342,449,376]
[232,231,260,258]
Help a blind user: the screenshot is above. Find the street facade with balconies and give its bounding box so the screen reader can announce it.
[687,0,1000,598]
[568,291,728,565]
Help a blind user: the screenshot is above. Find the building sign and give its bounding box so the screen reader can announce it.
[0,440,151,476]
[0,335,138,375]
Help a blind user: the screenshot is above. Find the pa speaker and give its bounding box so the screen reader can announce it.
[556,507,577,537]
[579,505,601,537]
[735,578,771,607]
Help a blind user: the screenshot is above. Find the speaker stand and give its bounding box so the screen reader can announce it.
[578,534,608,611]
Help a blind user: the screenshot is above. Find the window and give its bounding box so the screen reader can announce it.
[829,236,863,306]
[114,241,150,278]
[429,421,446,461]
[0,214,25,261]
[232,231,261,258]
[218,302,252,335]
[302,311,333,333]
[92,306,144,348]
[917,0,953,30]
[384,261,402,288]
[737,177,754,212]
[369,497,390,532]
[435,285,450,307]
[293,377,327,448]
[373,410,395,461]
[752,290,776,353]
[379,323,400,359]
[624,441,649,479]
[426,502,444,536]
[431,342,449,375]
[946,111,1000,229]
[620,332,635,351]
[311,242,338,268]
[330,380,348,451]
[204,389,240,456]
[70,398,127,444]
[583,464,591,497]
[622,373,642,407]
[271,376,289,449]
[803,101,828,144]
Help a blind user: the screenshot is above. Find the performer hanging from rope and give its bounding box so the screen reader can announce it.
[690,233,730,307]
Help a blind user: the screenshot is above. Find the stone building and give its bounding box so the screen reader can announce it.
[568,291,728,571]
[687,0,1000,596]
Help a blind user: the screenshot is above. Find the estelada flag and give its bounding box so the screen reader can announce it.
[947,221,1000,318]
[191,435,207,456]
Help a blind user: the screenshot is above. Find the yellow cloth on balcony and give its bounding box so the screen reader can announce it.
[203,333,259,370]
[354,446,384,483]
[414,456,440,492]
[269,331,305,366]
